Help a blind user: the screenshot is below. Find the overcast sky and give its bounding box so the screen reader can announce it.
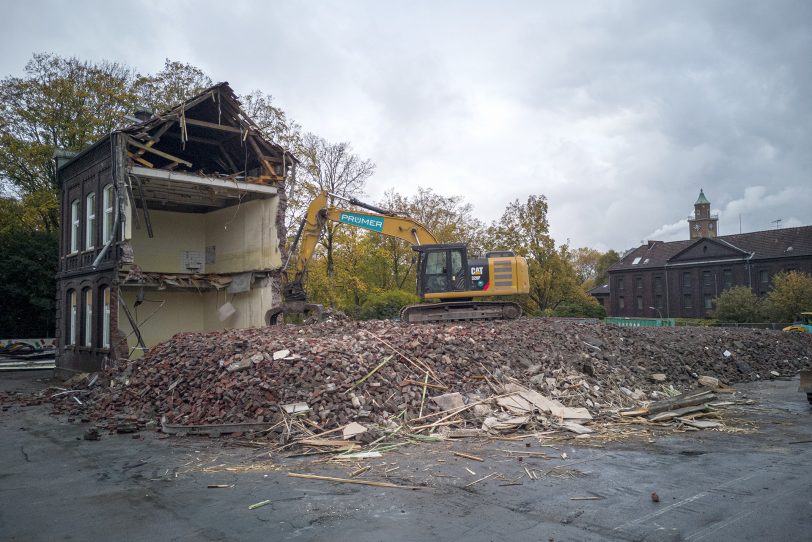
[2,1,810,251]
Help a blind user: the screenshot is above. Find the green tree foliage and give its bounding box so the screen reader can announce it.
[135,59,212,114]
[569,247,602,286]
[485,195,588,315]
[593,249,621,287]
[357,290,421,320]
[0,53,140,230]
[712,286,764,323]
[764,271,812,322]
[0,226,58,337]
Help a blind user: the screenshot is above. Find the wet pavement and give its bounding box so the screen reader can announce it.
[1,371,810,541]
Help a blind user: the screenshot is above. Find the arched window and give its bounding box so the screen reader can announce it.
[68,290,77,346]
[101,287,111,349]
[85,192,96,249]
[83,288,93,347]
[70,200,80,253]
[102,184,114,243]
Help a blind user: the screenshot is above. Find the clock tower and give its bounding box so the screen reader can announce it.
[688,189,718,239]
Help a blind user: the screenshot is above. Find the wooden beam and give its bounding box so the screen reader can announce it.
[182,117,245,134]
[126,137,192,168]
[127,151,154,168]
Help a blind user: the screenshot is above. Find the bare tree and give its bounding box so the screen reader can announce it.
[296,133,374,278]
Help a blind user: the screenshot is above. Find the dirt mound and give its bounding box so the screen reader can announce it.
[53,319,811,429]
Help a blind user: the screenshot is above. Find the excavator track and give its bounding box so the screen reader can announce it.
[400,301,522,324]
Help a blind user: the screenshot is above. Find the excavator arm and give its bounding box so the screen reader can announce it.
[267,190,437,323]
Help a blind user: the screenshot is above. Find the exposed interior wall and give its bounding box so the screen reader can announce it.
[119,282,276,358]
[127,198,281,273]
[205,198,282,273]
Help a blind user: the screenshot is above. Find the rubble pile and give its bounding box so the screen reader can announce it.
[52,319,810,430]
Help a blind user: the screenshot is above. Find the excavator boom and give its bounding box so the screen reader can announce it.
[268,190,529,324]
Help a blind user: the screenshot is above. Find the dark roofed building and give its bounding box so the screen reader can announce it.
[606,191,812,318]
[587,283,610,310]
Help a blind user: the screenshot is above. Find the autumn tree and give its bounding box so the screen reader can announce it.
[713,286,764,323]
[135,59,212,114]
[295,133,374,280]
[593,249,621,287]
[569,247,602,286]
[764,271,812,322]
[0,53,140,230]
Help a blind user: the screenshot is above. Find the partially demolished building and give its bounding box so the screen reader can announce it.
[55,83,294,375]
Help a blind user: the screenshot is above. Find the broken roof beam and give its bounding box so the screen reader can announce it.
[126,136,193,168]
[129,166,278,195]
[181,117,245,134]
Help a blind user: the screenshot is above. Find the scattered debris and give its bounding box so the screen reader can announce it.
[248,499,272,510]
[287,472,423,490]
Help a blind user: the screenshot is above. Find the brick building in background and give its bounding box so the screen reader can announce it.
[602,190,812,319]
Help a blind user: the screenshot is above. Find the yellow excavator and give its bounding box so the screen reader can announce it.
[267,190,530,324]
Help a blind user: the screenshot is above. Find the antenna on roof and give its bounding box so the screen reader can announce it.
[771,218,782,230]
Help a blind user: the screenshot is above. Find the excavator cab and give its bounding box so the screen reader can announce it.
[414,244,470,298]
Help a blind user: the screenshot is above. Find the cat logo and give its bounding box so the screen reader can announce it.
[470,266,484,280]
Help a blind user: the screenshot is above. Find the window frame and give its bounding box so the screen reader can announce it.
[68,290,77,346]
[102,286,111,349]
[70,200,80,254]
[102,184,115,244]
[83,288,93,347]
[85,192,96,250]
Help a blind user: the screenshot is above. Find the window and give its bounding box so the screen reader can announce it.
[759,270,769,284]
[682,272,691,288]
[704,294,713,309]
[632,256,642,265]
[68,290,77,346]
[102,184,114,243]
[723,269,732,288]
[424,252,448,292]
[619,296,625,309]
[636,296,643,310]
[702,270,711,287]
[635,277,643,290]
[655,294,663,309]
[618,278,625,291]
[70,200,80,253]
[683,294,693,309]
[654,276,662,293]
[85,192,96,249]
[102,287,111,349]
[84,289,93,347]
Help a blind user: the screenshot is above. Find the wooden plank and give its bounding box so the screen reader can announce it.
[182,117,245,134]
[127,151,154,168]
[648,404,709,423]
[287,472,423,490]
[127,137,192,168]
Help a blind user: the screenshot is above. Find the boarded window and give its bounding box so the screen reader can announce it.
[723,269,732,288]
[703,270,711,287]
[704,294,713,309]
[655,294,663,309]
[654,276,662,293]
[619,296,625,309]
[636,296,643,310]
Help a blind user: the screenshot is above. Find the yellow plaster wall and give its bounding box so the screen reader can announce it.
[128,210,205,272]
[127,198,281,274]
[119,282,277,357]
[204,199,282,273]
[118,289,205,359]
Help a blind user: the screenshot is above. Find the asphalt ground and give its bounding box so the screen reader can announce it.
[1,370,810,541]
